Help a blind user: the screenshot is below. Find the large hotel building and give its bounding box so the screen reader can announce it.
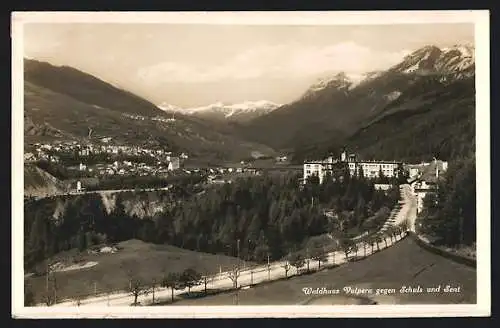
[303,151,403,183]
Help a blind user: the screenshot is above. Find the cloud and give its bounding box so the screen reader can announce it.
[24,38,62,58]
[136,42,411,84]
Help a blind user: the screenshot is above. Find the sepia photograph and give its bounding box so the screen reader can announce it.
[12,11,490,318]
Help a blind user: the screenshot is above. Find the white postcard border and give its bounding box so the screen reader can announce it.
[11,10,491,318]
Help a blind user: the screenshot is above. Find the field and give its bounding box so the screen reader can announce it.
[25,239,252,304]
[172,237,476,305]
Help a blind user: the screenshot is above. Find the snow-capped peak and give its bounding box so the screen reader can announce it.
[391,44,475,77]
[158,100,282,121]
[157,103,183,112]
[441,44,475,59]
[306,72,354,93]
[225,100,281,111]
[184,100,280,114]
[296,43,474,103]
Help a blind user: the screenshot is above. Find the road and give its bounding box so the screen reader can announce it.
[174,185,475,306]
[403,184,418,232]
[28,185,173,201]
[381,184,417,233]
[178,236,476,305]
[51,185,414,307]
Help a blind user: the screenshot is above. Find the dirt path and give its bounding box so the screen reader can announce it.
[52,261,99,273]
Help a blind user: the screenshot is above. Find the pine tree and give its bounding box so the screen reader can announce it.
[28,212,50,262]
[247,213,261,243]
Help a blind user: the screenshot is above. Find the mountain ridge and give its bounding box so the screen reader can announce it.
[158,100,282,123]
[238,44,475,162]
[23,42,474,163]
[24,59,164,117]
[24,59,277,161]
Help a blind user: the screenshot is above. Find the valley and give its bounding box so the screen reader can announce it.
[21,38,478,310]
[24,59,277,163]
[24,44,475,166]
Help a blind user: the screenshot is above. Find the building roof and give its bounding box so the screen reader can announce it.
[414,187,437,192]
[419,160,447,183]
[356,160,402,165]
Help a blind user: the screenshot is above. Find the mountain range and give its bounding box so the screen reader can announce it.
[23,59,276,162]
[158,100,281,123]
[23,43,475,164]
[238,44,475,162]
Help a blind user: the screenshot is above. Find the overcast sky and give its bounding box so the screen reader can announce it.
[24,23,474,107]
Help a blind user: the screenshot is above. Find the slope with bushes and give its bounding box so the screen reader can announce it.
[24,164,69,198]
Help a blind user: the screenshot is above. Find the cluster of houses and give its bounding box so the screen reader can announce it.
[25,140,191,185]
[206,167,262,184]
[74,158,181,178]
[123,113,176,123]
[406,159,448,214]
[25,141,189,161]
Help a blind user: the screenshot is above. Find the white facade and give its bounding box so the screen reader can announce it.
[374,183,392,191]
[168,157,180,171]
[304,152,401,184]
[348,161,400,179]
[303,156,336,184]
[303,162,325,183]
[411,180,437,214]
[406,160,448,181]
[341,151,347,162]
[409,167,420,179]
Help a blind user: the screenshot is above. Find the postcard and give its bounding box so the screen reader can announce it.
[12,10,490,318]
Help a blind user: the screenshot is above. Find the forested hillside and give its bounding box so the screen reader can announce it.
[24,172,400,270]
[239,45,475,163]
[293,76,475,163]
[417,155,476,246]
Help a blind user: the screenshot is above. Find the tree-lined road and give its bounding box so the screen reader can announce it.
[53,233,407,307]
[52,185,414,307]
[171,184,475,306]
